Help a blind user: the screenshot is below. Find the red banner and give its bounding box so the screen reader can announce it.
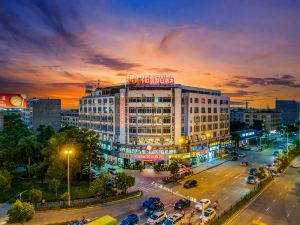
[0,94,27,108]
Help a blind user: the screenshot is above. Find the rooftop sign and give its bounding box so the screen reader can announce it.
[0,94,27,109]
[126,75,174,86]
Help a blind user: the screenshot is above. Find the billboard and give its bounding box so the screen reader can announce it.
[126,75,174,86]
[0,94,27,109]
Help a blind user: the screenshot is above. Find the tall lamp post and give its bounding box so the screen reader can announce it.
[206,133,211,161]
[286,132,289,158]
[64,150,73,207]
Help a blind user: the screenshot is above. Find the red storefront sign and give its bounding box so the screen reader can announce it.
[134,154,164,161]
[127,75,174,86]
[0,93,27,108]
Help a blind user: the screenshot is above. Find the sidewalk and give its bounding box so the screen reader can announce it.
[191,157,230,175]
[0,203,10,225]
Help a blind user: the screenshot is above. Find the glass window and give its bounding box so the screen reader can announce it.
[195,98,199,103]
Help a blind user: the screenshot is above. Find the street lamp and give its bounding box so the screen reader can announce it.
[64,150,73,207]
[206,133,210,161]
[178,137,184,152]
[286,132,289,158]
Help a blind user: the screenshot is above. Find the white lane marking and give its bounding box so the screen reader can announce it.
[287,212,290,218]
[257,216,262,221]
[234,175,239,179]
[279,192,282,196]
[273,199,276,203]
[224,196,229,201]
[265,207,270,212]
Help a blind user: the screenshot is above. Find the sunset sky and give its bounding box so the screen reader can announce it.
[0,0,299,108]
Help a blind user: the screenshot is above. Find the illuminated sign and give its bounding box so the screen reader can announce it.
[127,75,174,86]
[134,154,164,161]
[241,131,255,137]
[120,92,125,128]
[0,94,27,109]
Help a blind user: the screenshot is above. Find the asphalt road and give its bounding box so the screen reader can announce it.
[228,157,300,225]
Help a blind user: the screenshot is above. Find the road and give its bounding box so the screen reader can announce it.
[21,145,279,225]
[228,157,300,225]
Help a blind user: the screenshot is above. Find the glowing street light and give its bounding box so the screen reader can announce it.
[64,150,73,207]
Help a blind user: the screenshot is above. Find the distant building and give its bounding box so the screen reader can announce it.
[230,108,246,123]
[22,99,61,131]
[275,100,300,124]
[244,109,281,132]
[61,109,79,127]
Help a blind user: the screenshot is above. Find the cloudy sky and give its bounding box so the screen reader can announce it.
[0,0,299,108]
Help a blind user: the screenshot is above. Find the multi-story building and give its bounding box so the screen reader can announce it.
[230,108,246,123]
[22,98,61,131]
[275,100,300,124]
[244,109,281,132]
[61,109,79,127]
[79,76,230,166]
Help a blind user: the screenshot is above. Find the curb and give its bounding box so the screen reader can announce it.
[101,191,143,206]
[193,159,230,176]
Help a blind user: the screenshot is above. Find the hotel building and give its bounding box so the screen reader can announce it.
[79,76,230,166]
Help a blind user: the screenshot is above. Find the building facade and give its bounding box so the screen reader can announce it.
[230,108,246,123]
[275,100,300,124]
[61,109,79,127]
[22,98,61,131]
[79,76,230,166]
[244,109,281,132]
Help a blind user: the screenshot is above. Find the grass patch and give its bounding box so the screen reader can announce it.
[36,190,142,211]
[1,180,93,203]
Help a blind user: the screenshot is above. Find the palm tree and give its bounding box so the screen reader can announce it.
[17,135,39,178]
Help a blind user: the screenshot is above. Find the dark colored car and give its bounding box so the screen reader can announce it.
[120,214,139,225]
[144,202,164,215]
[108,167,117,175]
[143,197,161,208]
[174,199,191,210]
[231,156,239,161]
[273,151,279,156]
[230,151,238,156]
[248,168,257,175]
[242,146,251,151]
[240,161,249,166]
[183,179,197,188]
[246,175,256,184]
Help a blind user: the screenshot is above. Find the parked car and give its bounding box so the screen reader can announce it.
[248,168,257,175]
[241,146,251,151]
[108,167,117,175]
[195,199,211,211]
[120,214,139,225]
[231,156,239,161]
[199,208,217,223]
[269,170,279,177]
[143,197,161,208]
[230,151,238,156]
[273,151,279,156]
[146,211,167,225]
[246,175,256,184]
[183,179,197,188]
[273,160,280,167]
[265,164,273,170]
[162,213,183,225]
[240,161,249,166]
[239,153,246,158]
[144,202,164,215]
[291,162,300,168]
[174,199,191,210]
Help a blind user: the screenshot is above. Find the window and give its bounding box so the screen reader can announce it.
[103,98,107,104]
[194,107,199,113]
[201,116,206,122]
[109,98,113,103]
[208,115,212,122]
[208,99,211,104]
[190,107,193,113]
[220,100,223,105]
[201,98,205,103]
[163,128,171,134]
[98,99,102,104]
[163,108,171,113]
[195,98,199,103]
[201,107,206,113]
[208,107,211,113]
[190,98,193,103]
[190,126,192,132]
[214,108,217,113]
[214,99,217,104]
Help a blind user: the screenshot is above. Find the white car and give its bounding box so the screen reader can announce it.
[199,208,217,223]
[162,213,183,225]
[195,199,211,211]
[292,163,300,168]
[147,211,167,225]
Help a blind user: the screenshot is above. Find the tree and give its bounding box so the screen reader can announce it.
[89,175,106,198]
[169,161,180,179]
[60,192,69,202]
[0,169,12,192]
[29,189,42,206]
[8,200,35,225]
[49,179,61,197]
[37,125,55,148]
[17,135,39,178]
[115,172,135,194]
[231,132,240,148]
